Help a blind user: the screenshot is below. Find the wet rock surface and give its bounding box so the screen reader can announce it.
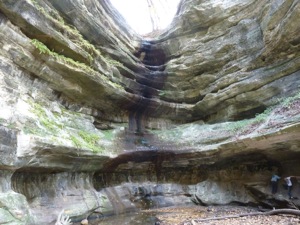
[71,205,300,225]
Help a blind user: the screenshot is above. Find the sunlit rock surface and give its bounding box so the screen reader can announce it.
[0,0,299,224]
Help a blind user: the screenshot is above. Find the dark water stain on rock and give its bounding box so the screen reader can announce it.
[94,149,176,188]
[127,40,167,134]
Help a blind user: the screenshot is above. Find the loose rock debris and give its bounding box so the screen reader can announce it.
[145,205,300,225]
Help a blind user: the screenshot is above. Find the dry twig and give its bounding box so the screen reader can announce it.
[55,209,72,225]
[192,209,300,223]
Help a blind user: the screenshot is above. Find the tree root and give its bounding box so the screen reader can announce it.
[192,209,300,223]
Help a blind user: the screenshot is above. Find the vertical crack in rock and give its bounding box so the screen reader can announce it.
[128,40,166,135]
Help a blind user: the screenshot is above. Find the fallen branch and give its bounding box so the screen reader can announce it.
[194,209,300,222]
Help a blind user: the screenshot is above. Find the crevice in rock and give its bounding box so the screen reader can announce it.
[233,105,268,121]
[0,6,90,65]
[126,40,167,134]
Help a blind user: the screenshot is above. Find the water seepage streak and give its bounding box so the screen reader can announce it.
[128,40,166,135]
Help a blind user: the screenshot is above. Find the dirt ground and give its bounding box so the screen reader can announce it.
[145,205,300,225]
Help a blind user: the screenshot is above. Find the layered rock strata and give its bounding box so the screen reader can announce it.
[0,0,299,224]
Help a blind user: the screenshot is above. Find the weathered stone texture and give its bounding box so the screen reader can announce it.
[0,0,299,224]
[159,0,300,122]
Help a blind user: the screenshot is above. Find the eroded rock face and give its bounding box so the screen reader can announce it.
[159,0,300,122]
[0,0,300,224]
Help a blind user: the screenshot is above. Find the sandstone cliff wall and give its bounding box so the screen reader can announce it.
[0,0,299,224]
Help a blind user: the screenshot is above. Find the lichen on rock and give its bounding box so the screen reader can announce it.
[0,0,300,224]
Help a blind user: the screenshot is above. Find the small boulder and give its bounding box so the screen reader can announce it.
[81,219,88,225]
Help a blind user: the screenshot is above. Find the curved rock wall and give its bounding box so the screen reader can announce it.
[0,0,299,224]
[159,0,300,122]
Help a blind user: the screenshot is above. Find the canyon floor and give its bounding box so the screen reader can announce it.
[150,205,300,225]
[73,204,300,225]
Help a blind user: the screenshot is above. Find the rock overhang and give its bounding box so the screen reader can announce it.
[0,0,299,123]
[0,0,300,223]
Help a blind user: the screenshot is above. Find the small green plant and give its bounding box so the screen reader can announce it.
[31,39,94,72]
[78,131,99,145]
[158,90,167,97]
[70,135,82,148]
[27,101,62,135]
[253,107,273,124]
[23,123,41,135]
[7,122,17,129]
[104,57,125,69]
[31,39,52,55]
[31,39,124,90]
[31,0,100,60]
[227,120,251,132]
[69,131,103,153]
[40,117,57,133]
[30,0,128,91]
[102,130,114,141]
[280,91,300,108]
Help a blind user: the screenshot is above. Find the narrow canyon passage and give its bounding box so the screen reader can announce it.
[128,40,166,134]
[0,0,300,224]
